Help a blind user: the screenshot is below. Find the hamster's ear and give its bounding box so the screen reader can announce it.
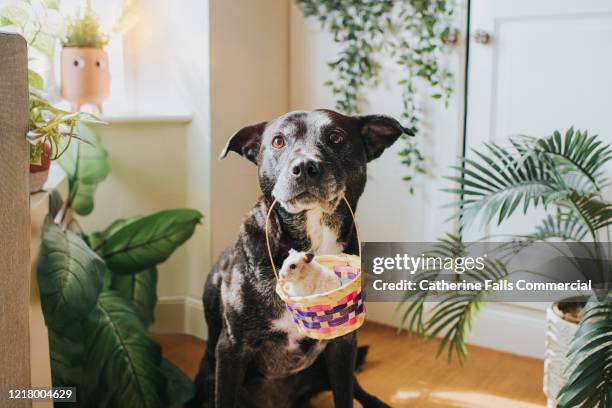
[219,121,267,164]
[304,253,314,263]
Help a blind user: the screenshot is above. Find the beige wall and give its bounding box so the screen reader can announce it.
[209,0,290,260]
[84,122,193,298]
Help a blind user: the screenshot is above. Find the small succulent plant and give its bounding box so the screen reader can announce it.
[62,5,109,48]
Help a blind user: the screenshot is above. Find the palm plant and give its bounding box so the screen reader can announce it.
[399,128,612,407]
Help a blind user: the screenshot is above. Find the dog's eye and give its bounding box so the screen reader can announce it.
[272,135,286,149]
[329,131,344,145]
[290,264,296,269]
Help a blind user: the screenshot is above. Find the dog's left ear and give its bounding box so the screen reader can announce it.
[358,115,414,162]
[219,121,267,164]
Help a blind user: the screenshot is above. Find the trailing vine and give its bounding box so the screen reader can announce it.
[295,0,457,193]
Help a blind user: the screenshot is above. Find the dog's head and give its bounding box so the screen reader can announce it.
[220,109,412,213]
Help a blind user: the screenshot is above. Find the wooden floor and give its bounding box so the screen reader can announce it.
[155,322,546,408]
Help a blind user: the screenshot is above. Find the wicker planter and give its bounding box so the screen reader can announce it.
[543,301,582,407]
[60,47,109,113]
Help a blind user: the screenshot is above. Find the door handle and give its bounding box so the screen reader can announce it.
[473,30,491,44]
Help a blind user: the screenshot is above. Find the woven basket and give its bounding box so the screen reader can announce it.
[265,197,365,340]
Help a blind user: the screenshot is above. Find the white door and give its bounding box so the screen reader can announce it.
[463,0,612,343]
[465,0,612,239]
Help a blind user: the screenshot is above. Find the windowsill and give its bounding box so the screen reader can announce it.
[100,111,194,124]
[54,100,194,125]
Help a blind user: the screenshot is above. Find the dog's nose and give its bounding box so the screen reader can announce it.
[291,159,323,181]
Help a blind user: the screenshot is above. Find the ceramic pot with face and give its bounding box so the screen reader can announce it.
[61,47,110,113]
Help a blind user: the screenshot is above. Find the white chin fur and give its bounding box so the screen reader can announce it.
[278,199,318,214]
[277,194,342,214]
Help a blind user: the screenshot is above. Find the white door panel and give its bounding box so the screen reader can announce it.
[466,0,612,240]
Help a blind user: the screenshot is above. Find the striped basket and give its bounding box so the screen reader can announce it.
[265,197,366,340]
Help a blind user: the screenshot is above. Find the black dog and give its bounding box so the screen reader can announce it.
[189,110,411,407]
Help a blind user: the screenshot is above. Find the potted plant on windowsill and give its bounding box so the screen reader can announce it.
[59,0,138,114]
[0,1,103,192]
[60,4,110,113]
[400,128,612,407]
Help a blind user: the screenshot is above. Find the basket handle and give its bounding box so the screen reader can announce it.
[264,196,361,281]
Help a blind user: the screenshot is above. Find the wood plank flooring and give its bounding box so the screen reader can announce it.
[154,322,546,407]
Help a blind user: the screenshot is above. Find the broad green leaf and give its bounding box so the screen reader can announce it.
[83,291,167,408]
[48,328,84,388]
[48,188,64,218]
[37,218,105,330]
[69,182,99,215]
[57,124,109,216]
[111,268,158,327]
[87,218,141,254]
[161,358,195,407]
[28,69,44,90]
[95,209,203,274]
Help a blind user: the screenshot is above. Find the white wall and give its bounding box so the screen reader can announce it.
[290,3,466,243]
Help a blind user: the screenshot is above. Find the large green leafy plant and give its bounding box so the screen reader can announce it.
[400,129,612,407]
[38,124,202,407]
[295,0,457,192]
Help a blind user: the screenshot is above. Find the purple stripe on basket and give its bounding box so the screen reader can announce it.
[307,300,362,323]
[334,271,357,279]
[339,277,353,286]
[299,303,365,330]
[288,292,364,317]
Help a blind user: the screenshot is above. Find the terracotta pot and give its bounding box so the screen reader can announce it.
[61,47,110,113]
[29,141,51,193]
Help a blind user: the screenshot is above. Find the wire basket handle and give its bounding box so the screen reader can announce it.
[265,196,361,281]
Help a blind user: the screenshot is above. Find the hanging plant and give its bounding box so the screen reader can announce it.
[295,0,457,193]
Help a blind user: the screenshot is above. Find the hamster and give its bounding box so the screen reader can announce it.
[279,249,341,297]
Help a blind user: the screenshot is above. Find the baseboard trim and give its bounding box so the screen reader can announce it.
[366,302,546,359]
[152,297,546,359]
[151,296,207,340]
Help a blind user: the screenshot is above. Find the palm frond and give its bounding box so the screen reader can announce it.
[445,143,560,228]
[398,235,509,363]
[447,128,611,230]
[519,211,590,243]
[557,293,612,408]
[531,128,612,192]
[564,191,612,237]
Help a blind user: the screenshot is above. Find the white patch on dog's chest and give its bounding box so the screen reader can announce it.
[271,310,304,350]
[268,310,328,376]
[305,209,342,255]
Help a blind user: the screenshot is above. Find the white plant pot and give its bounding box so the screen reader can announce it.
[543,302,579,408]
